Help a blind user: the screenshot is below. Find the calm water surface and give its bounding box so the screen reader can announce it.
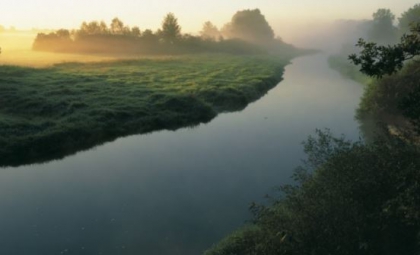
[0,54,363,255]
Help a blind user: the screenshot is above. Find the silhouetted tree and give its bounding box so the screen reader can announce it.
[368,8,398,44]
[110,18,125,35]
[200,21,220,41]
[221,9,274,45]
[161,13,181,44]
[349,24,420,78]
[141,29,154,38]
[131,26,141,37]
[79,21,105,35]
[399,4,420,33]
[56,29,71,42]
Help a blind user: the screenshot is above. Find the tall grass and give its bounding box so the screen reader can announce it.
[0,54,289,166]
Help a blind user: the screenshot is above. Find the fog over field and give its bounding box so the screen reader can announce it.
[1,0,418,58]
[1,1,420,255]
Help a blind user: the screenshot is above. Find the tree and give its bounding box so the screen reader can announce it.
[99,21,109,34]
[161,13,181,44]
[56,29,71,40]
[221,9,274,45]
[80,21,104,35]
[110,17,125,35]
[349,24,420,78]
[368,8,398,44]
[399,4,420,33]
[131,26,141,37]
[200,21,220,41]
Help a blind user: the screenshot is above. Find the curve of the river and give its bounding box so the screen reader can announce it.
[0,54,363,255]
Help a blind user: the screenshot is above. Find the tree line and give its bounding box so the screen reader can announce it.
[32,9,294,55]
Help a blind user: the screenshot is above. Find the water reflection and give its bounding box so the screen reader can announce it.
[0,54,363,255]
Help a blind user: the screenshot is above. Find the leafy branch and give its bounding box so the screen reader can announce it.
[349,24,420,78]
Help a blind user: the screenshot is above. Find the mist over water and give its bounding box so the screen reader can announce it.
[0,1,419,254]
[0,54,363,255]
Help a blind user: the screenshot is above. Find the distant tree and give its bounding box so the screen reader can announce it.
[368,8,398,44]
[141,29,158,43]
[0,24,3,53]
[349,24,420,78]
[161,13,181,44]
[399,4,420,33]
[110,18,125,35]
[99,21,109,34]
[56,29,71,40]
[79,21,104,35]
[200,21,220,41]
[131,26,141,37]
[142,29,154,38]
[221,9,274,45]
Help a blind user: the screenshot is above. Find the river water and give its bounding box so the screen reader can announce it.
[0,54,363,255]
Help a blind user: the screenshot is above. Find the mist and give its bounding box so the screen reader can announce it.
[1,2,420,255]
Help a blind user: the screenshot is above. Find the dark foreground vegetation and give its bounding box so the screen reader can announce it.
[0,55,289,167]
[205,130,420,255]
[205,4,420,255]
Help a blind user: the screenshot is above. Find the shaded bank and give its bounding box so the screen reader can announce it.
[204,130,420,255]
[0,54,290,167]
[328,54,420,142]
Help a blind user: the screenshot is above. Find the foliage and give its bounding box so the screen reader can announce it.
[356,61,420,136]
[368,8,398,44]
[110,17,128,35]
[200,21,220,41]
[161,13,181,44]
[205,130,420,255]
[0,54,289,166]
[349,24,420,78]
[31,10,301,56]
[399,4,420,34]
[221,9,274,45]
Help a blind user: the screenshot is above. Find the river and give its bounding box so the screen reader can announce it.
[0,54,363,255]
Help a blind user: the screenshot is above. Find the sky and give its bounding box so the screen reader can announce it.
[1,0,418,41]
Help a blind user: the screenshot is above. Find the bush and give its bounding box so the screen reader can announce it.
[205,130,420,255]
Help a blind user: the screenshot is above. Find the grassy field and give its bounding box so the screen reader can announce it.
[0,54,289,166]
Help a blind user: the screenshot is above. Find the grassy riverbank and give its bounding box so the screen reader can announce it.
[0,54,289,167]
[327,54,372,85]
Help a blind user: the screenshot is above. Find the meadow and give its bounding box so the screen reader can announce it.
[0,54,289,166]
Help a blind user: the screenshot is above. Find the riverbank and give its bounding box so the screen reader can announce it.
[328,53,420,142]
[204,54,420,255]
[0,54,290,167]
[327,54,371,85]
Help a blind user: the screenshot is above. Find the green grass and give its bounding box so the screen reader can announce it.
[0,54,290,166]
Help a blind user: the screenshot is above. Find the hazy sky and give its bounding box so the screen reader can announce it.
[1,0,418,40]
